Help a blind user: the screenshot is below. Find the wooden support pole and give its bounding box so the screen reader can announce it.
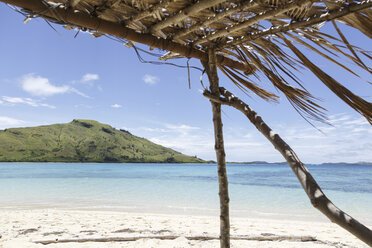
[201,49,230,248]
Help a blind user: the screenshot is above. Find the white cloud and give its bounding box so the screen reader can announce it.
[134,123,200,135]
[20,74,89,98]
[128,123,275,161]
[149,136,214,158]
[81,73,99,82]
[111,104,122,108]
[143,74,159,85]
[243,133,253,138]
[21,74,70,97]
[343,118,366,126]
[74,104,93,109]
[328,114,351,124]
[71,73,100,87]
[164,124,200,131]
[125,114,372,163]
[225,141,264,148]
[69,88,90,98]
[0,116,26,129]
[126,122,213,159]
[137,127,169,133]
[259,114,372,163]
[1,96,56,109]
[4,96,41,106]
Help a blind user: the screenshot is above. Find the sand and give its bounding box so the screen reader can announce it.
[0,208,369,248]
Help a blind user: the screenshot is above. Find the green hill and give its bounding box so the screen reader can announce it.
[0,119,204,163]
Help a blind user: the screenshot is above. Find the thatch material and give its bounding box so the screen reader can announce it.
[1,0,371,122]
[194,0,313,45]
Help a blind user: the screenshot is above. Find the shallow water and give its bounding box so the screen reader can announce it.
[0,163,371,223]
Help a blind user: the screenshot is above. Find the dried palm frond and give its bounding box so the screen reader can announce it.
[218,64,279,101]
[236,43,328,122]
[280,34,372,123]
[332,20,371,73]
[285,32,360,77]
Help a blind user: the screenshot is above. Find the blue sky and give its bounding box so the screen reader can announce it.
[0,4,371,163]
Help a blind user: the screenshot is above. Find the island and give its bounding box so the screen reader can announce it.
[0,119,204,163]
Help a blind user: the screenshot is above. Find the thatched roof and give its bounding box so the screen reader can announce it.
[2,0,372,122]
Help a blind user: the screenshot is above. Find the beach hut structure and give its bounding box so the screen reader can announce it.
[1,0,371,247]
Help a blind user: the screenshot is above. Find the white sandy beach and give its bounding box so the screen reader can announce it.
[0,208,369,248]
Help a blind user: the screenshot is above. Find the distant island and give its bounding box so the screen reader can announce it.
[0,119,205,163]
[319,162,372,166]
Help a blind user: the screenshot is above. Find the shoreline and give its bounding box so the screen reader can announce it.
[2,197,371,226]
[0,205,329,222]
[0,208,370,248]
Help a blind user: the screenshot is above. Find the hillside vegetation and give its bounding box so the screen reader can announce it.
[0,119,204,163]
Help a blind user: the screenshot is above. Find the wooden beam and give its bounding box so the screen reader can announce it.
[1,0,254,74]
[195,0,312,45]
[172,0,259,41]
[222,0,372,48]
[149,0,228,34]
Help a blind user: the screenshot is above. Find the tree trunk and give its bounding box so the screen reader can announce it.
[201,50,230,248]
[204,87,372,247]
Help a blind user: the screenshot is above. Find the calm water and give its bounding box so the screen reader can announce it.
[0,163,371,223]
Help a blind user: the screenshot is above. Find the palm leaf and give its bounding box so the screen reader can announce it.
[237,44,327,122]
[281,34,372,123]
[332,20,371,73]
[286,32,361,78]
[218,65,278,101]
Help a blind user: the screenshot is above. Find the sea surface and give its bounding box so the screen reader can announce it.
[0,163,371,223]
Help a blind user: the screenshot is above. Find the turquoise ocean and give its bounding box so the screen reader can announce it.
[0,163,371,224]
